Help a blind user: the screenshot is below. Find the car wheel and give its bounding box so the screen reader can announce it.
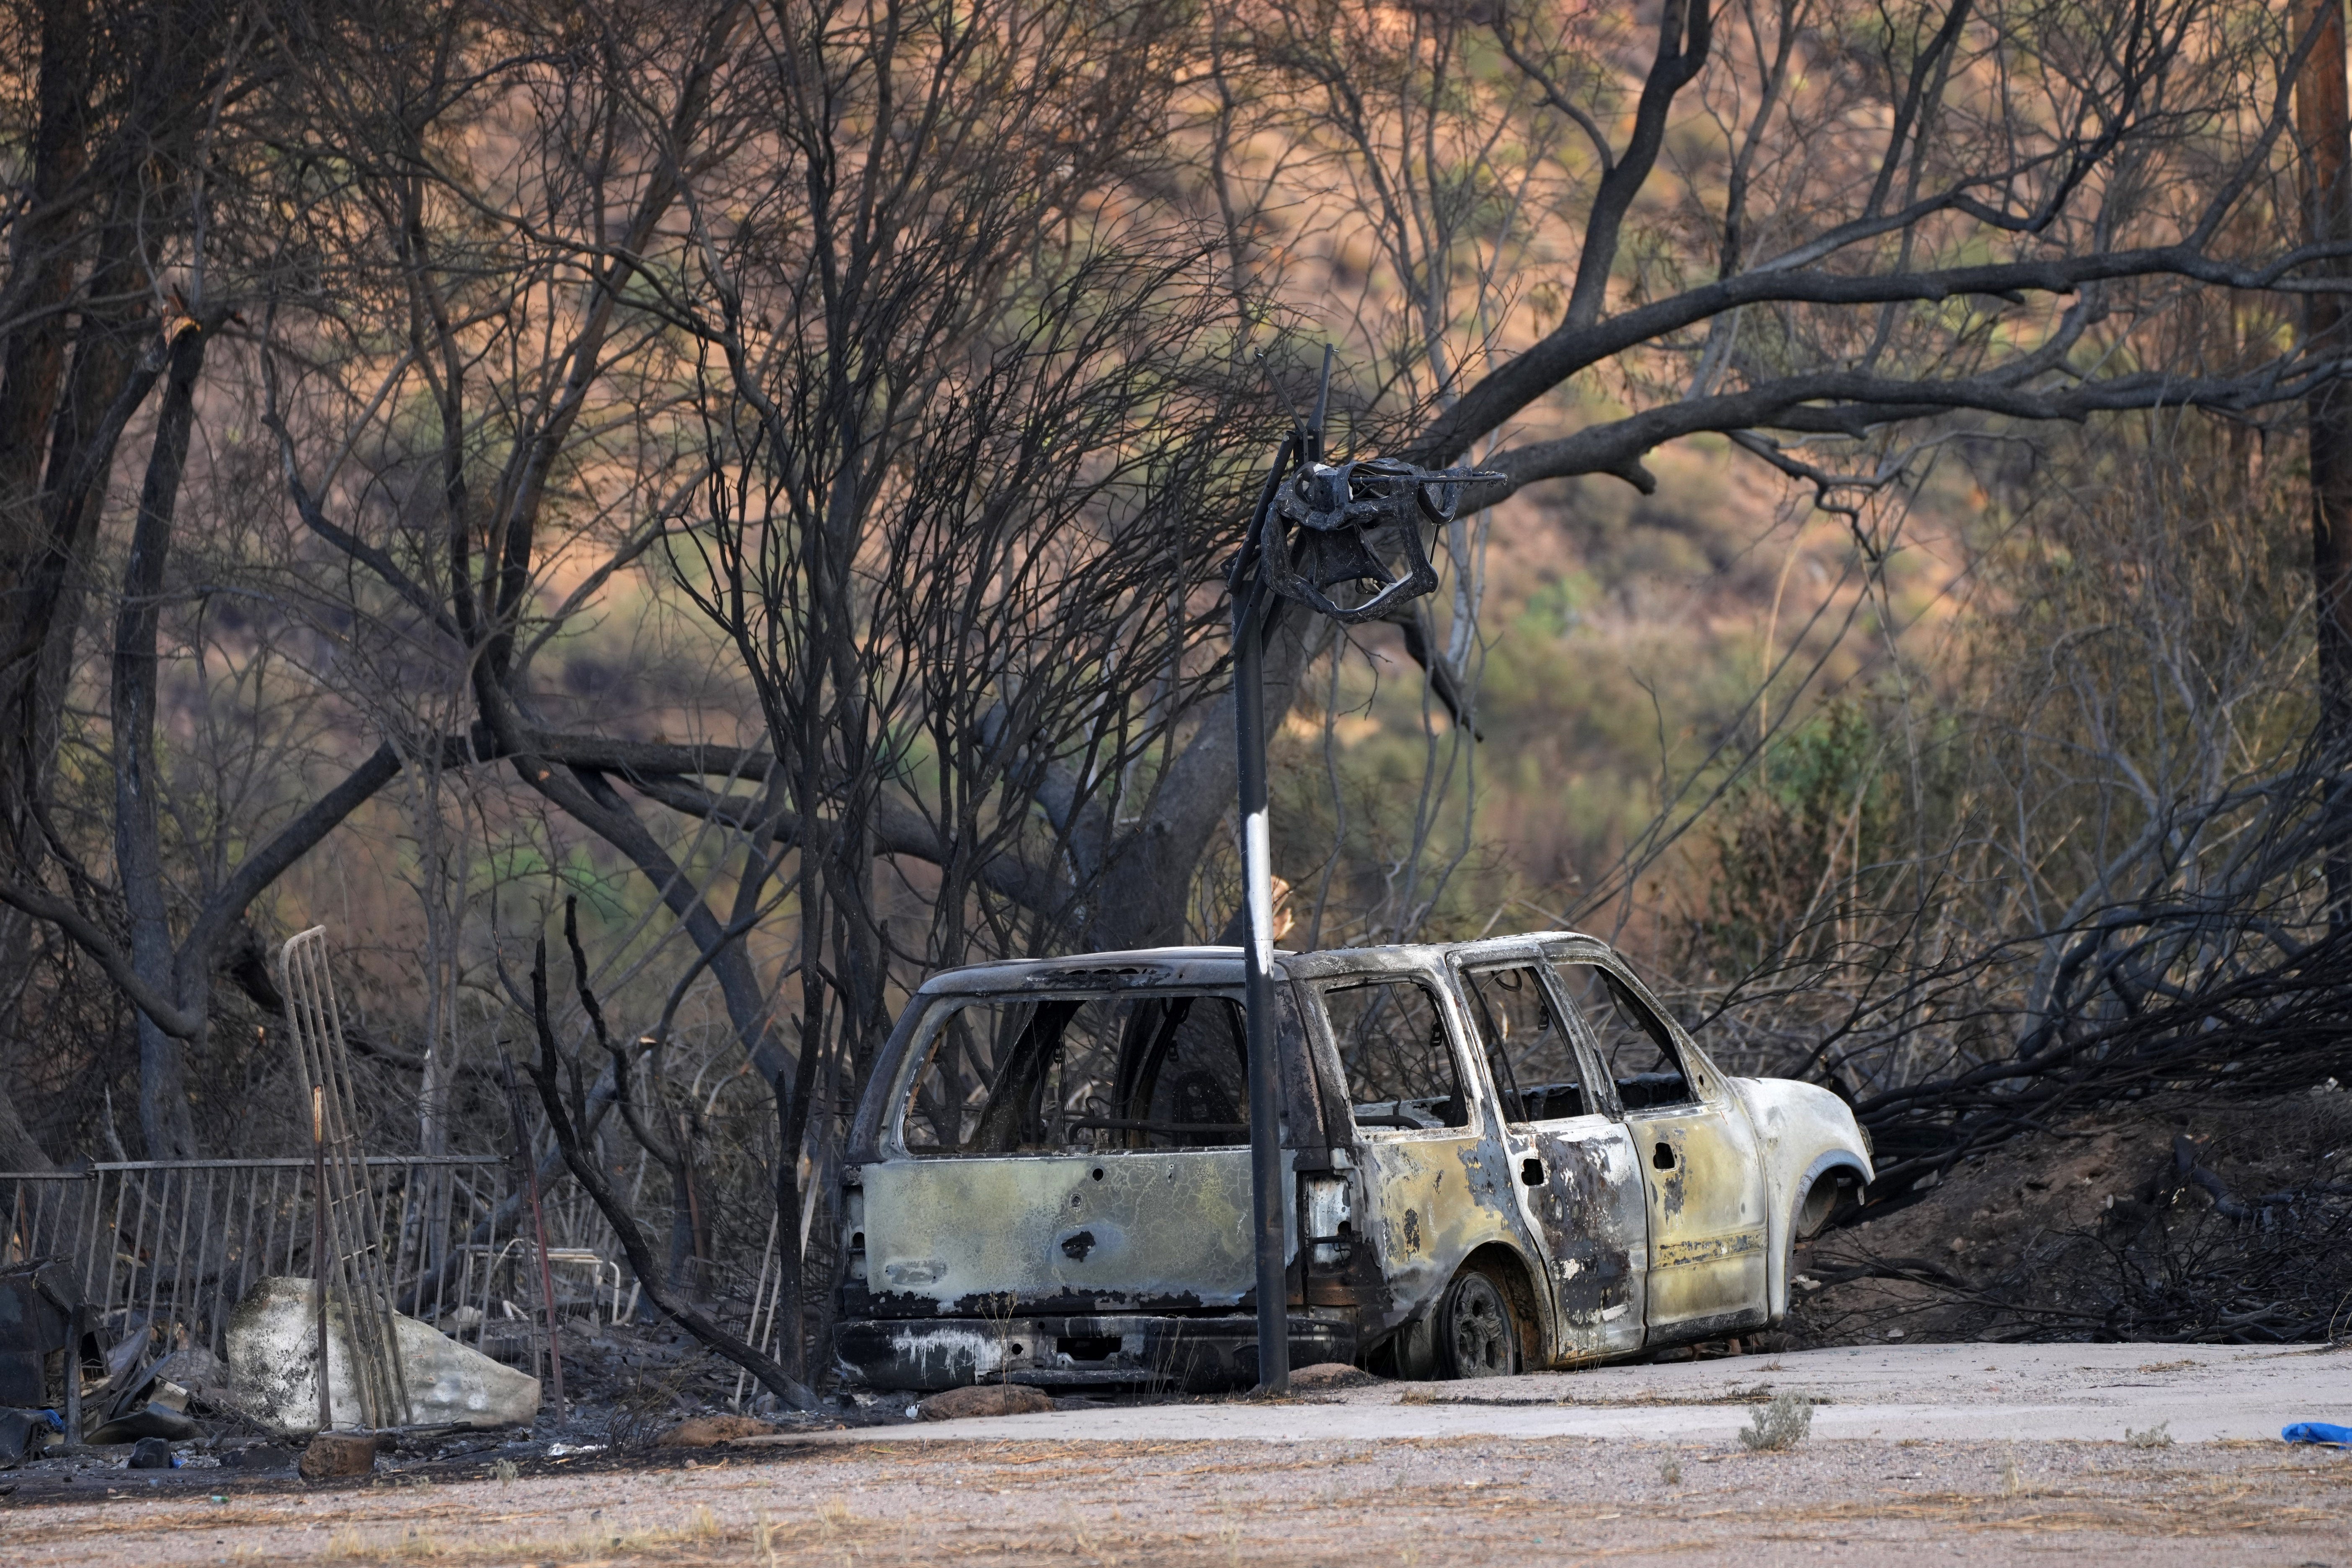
[1436,1267,1518,1379]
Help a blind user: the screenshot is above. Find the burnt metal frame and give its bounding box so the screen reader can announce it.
[279,927,408,1426]
[0,1152,615,1416]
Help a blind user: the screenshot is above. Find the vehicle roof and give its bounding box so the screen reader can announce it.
[906,932,1609,995]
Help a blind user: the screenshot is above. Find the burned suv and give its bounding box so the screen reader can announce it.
[834,934,1871,1390]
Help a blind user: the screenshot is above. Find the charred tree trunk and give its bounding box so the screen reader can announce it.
[769,1007,826,1385]
[0,0,94,516]
[0,4,110,1037]
[112,321,209,1160]
[1088,613,1323,953]
[2298,0,2352,925]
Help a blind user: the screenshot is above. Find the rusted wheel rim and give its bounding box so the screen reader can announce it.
[1443,1271,1514,1377]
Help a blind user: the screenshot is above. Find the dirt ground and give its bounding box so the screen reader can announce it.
[7,1345,2349,1567]
[10,1094,2350,1563]
[4,1430,2347,1567]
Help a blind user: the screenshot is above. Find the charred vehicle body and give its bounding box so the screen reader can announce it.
[834,934,1871,1390]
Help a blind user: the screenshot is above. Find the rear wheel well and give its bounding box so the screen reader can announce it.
[1461,1243,1545,1370]
[1367,1243,1547,1379]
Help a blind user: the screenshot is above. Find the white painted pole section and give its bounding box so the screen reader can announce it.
[1245,807,1275,969]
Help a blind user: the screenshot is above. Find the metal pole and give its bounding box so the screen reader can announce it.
[498,1051,565,1421]
[310,1084,333,1434]
[1234,573,1289,1395]
[1238,366,1316,1401]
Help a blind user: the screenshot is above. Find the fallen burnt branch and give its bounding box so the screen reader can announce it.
[2076,1140,2352,1342]
[1846,925,2352,1199]
[1712,736,2352,1206]
[2172,1135,2250,1221]
[1800,1256,1972,1290]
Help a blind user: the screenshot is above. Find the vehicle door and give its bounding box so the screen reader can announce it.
[1548,951,1769,1340]
[1452,953,1648,1360]
[1298,963,1514,1324]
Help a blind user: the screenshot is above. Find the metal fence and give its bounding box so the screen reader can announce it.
[0,1154,635,1383]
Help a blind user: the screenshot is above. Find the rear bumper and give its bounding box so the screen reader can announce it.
[835,1313,1355,1393]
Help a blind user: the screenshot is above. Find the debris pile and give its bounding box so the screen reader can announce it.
[224,1277,539,1436]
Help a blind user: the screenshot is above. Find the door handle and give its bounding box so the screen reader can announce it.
[1520,1157,1544,1186]
[1652,1140,1676,1171]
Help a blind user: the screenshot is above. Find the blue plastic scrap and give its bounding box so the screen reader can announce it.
[2281,1422,2352,1445]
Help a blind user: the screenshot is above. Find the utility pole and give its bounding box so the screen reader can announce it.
[1228,351,1494,1393]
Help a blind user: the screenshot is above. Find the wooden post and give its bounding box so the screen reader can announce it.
[310,1083,332,1433]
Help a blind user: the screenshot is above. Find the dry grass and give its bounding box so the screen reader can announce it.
[309,1502,730,1565]
[7,1437,2350,1568]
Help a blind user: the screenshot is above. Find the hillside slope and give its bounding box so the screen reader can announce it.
[1790,1086,2352,1346]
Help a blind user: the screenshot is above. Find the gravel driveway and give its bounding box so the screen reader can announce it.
[6,1343,2347,1567]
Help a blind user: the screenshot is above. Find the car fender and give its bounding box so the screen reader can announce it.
[1726,1078,1875,1324]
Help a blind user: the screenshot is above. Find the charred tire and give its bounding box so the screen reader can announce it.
[1436,1267,1519,1379]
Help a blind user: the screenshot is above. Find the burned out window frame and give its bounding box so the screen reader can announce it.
[1447,947,1614,1128]
[1537,940,1724,1117]
[1293,959,1488,1140]
[881,985,1256,1158]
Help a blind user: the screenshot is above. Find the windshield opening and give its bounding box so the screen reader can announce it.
[897,989,1251,1154]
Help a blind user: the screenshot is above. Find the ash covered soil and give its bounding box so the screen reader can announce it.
[1788,1084,2352,1347]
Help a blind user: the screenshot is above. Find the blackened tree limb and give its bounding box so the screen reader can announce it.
[1558,0,1712,331]
[0,872,198,1036]
[482,1,748,681]
[524,935,818,1411]
[1410,240,2352,470]
[1486,5,1614,173]
[475,682,794,1086]
[1458,356,2352,509]
[1858,0,1977,225]
[564,895,681,1170]
[0,737,407,1047]
[112,320,208,1158]
[186,742,402,972]
[607,767,1072,926]
[261,394,459,641]
[2,330,169,679]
